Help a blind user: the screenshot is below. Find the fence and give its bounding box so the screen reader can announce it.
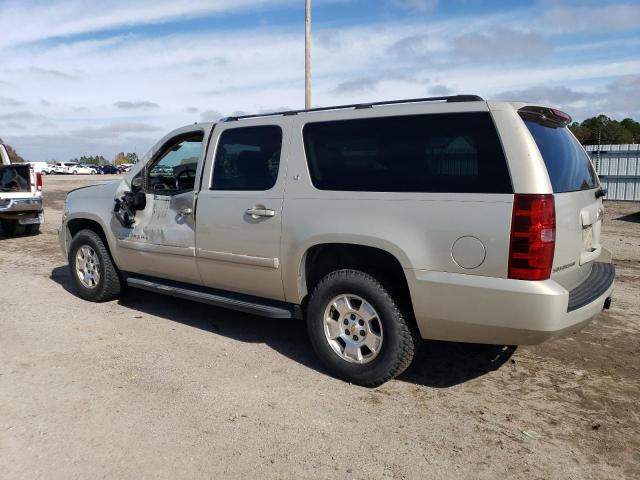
[585,144,640,201]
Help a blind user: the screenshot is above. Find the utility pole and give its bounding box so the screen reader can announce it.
[305,0,312,109]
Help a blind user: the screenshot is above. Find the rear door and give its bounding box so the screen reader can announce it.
[520,111,602,289]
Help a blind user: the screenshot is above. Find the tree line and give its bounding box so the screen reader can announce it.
[70,152,139,165]
[569,115,640,145]
[0,138,25,163]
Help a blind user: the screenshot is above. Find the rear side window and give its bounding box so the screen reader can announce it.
[522,119,597,193]
[302,112,512,193]
[211,126,282,191]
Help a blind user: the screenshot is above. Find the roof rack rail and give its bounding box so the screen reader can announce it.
[221,94,484,122]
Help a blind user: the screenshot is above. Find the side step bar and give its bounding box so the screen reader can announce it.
[126,276,294,319]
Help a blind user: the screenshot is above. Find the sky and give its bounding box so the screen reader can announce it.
[0,0,639,161]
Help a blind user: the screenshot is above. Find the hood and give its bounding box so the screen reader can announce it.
[67,180,120,201]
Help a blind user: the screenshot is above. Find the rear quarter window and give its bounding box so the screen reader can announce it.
[302,112,512,193]
[522,119,598,193]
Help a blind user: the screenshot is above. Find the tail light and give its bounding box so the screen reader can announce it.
[508,194,555,281]
[36,172,43,192]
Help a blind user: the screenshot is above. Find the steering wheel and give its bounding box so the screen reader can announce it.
[175,168,197,190]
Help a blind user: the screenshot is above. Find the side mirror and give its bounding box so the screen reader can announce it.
[131,176,143,192]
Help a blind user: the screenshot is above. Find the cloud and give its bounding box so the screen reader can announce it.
[452,28,552,60]
[0,0,300,48]
[71,122,162,138]
[28,66,75,79]
[391,0,438,12]
[114,100,159,110]
[200,110,223,122]
[496,85,589,105]
[601,74,640,115]
[0,96,25,107]
[185,107,199,113]
[3,123,27,129]
[330,78,381,95]
[387,34,430,60]
[0,111,46,121]
[428,84,452,96]
[495,75,640,120]
[542,3,640,33]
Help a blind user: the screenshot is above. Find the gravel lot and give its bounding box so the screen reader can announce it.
[1,175,639,479]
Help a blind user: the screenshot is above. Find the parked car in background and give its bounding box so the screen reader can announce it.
[27,162,52,175]
[52,162,77,174]
[42,164,56,175]
[1,144,44,235]
[97,165,120,175]
[68,164,97,175]
[117,164,133,173]
[59,95,615,387]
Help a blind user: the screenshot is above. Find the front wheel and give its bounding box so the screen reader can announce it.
[68,229,121,302]
[306,269,419,387]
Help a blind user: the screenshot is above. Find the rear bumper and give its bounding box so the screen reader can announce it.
[408,261,615,345]
[0,197,44,223]
[0,196,42,213]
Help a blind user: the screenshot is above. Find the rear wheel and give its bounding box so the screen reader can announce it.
[306,269,418,387]
[68,229,121,302]
[0,219,25,236]
[24,223,40,235]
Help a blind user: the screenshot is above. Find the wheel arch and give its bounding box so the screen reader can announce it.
[293,241,414,316]
[64,214,115,260]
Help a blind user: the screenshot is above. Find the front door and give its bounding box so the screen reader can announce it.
[113,128,208,283]
[195,122,287,300]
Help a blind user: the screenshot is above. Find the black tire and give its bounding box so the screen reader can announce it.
[306,269,419,387]
[24,223,40,235]
[68,229,121,302]
[0,219,25,236]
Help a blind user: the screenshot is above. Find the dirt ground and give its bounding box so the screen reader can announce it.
[1,175,639,479]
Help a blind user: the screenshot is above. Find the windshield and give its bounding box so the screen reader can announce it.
[522,118,598,193]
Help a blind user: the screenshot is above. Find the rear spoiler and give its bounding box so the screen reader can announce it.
[518,106,572,128]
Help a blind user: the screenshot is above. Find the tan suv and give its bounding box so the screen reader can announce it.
[59,95,615,386]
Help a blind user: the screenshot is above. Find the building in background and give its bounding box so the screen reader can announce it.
[585,144,640,201]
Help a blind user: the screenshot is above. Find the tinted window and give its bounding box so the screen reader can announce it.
[211,126,282,191]
[302,112,511,193]
[147,134,203,193]
[522,119,597,193]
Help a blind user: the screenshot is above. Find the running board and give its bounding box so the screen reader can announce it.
[126,276,294,319]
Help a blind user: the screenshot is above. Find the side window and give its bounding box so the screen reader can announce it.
[147,133,203,194]
[302,112,512,193]
[211,126,282,191]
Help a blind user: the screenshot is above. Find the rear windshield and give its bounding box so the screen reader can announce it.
[522,119,598,193]
[302,112,512,193]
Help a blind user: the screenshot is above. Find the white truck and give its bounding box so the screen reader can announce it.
[0,144,44,235]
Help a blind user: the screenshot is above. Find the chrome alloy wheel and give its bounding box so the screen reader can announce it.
[75,245,101,289]
[323,294,384,364]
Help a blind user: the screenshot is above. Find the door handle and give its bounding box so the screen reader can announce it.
[245,206,276,219]
[179,207,193,217]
